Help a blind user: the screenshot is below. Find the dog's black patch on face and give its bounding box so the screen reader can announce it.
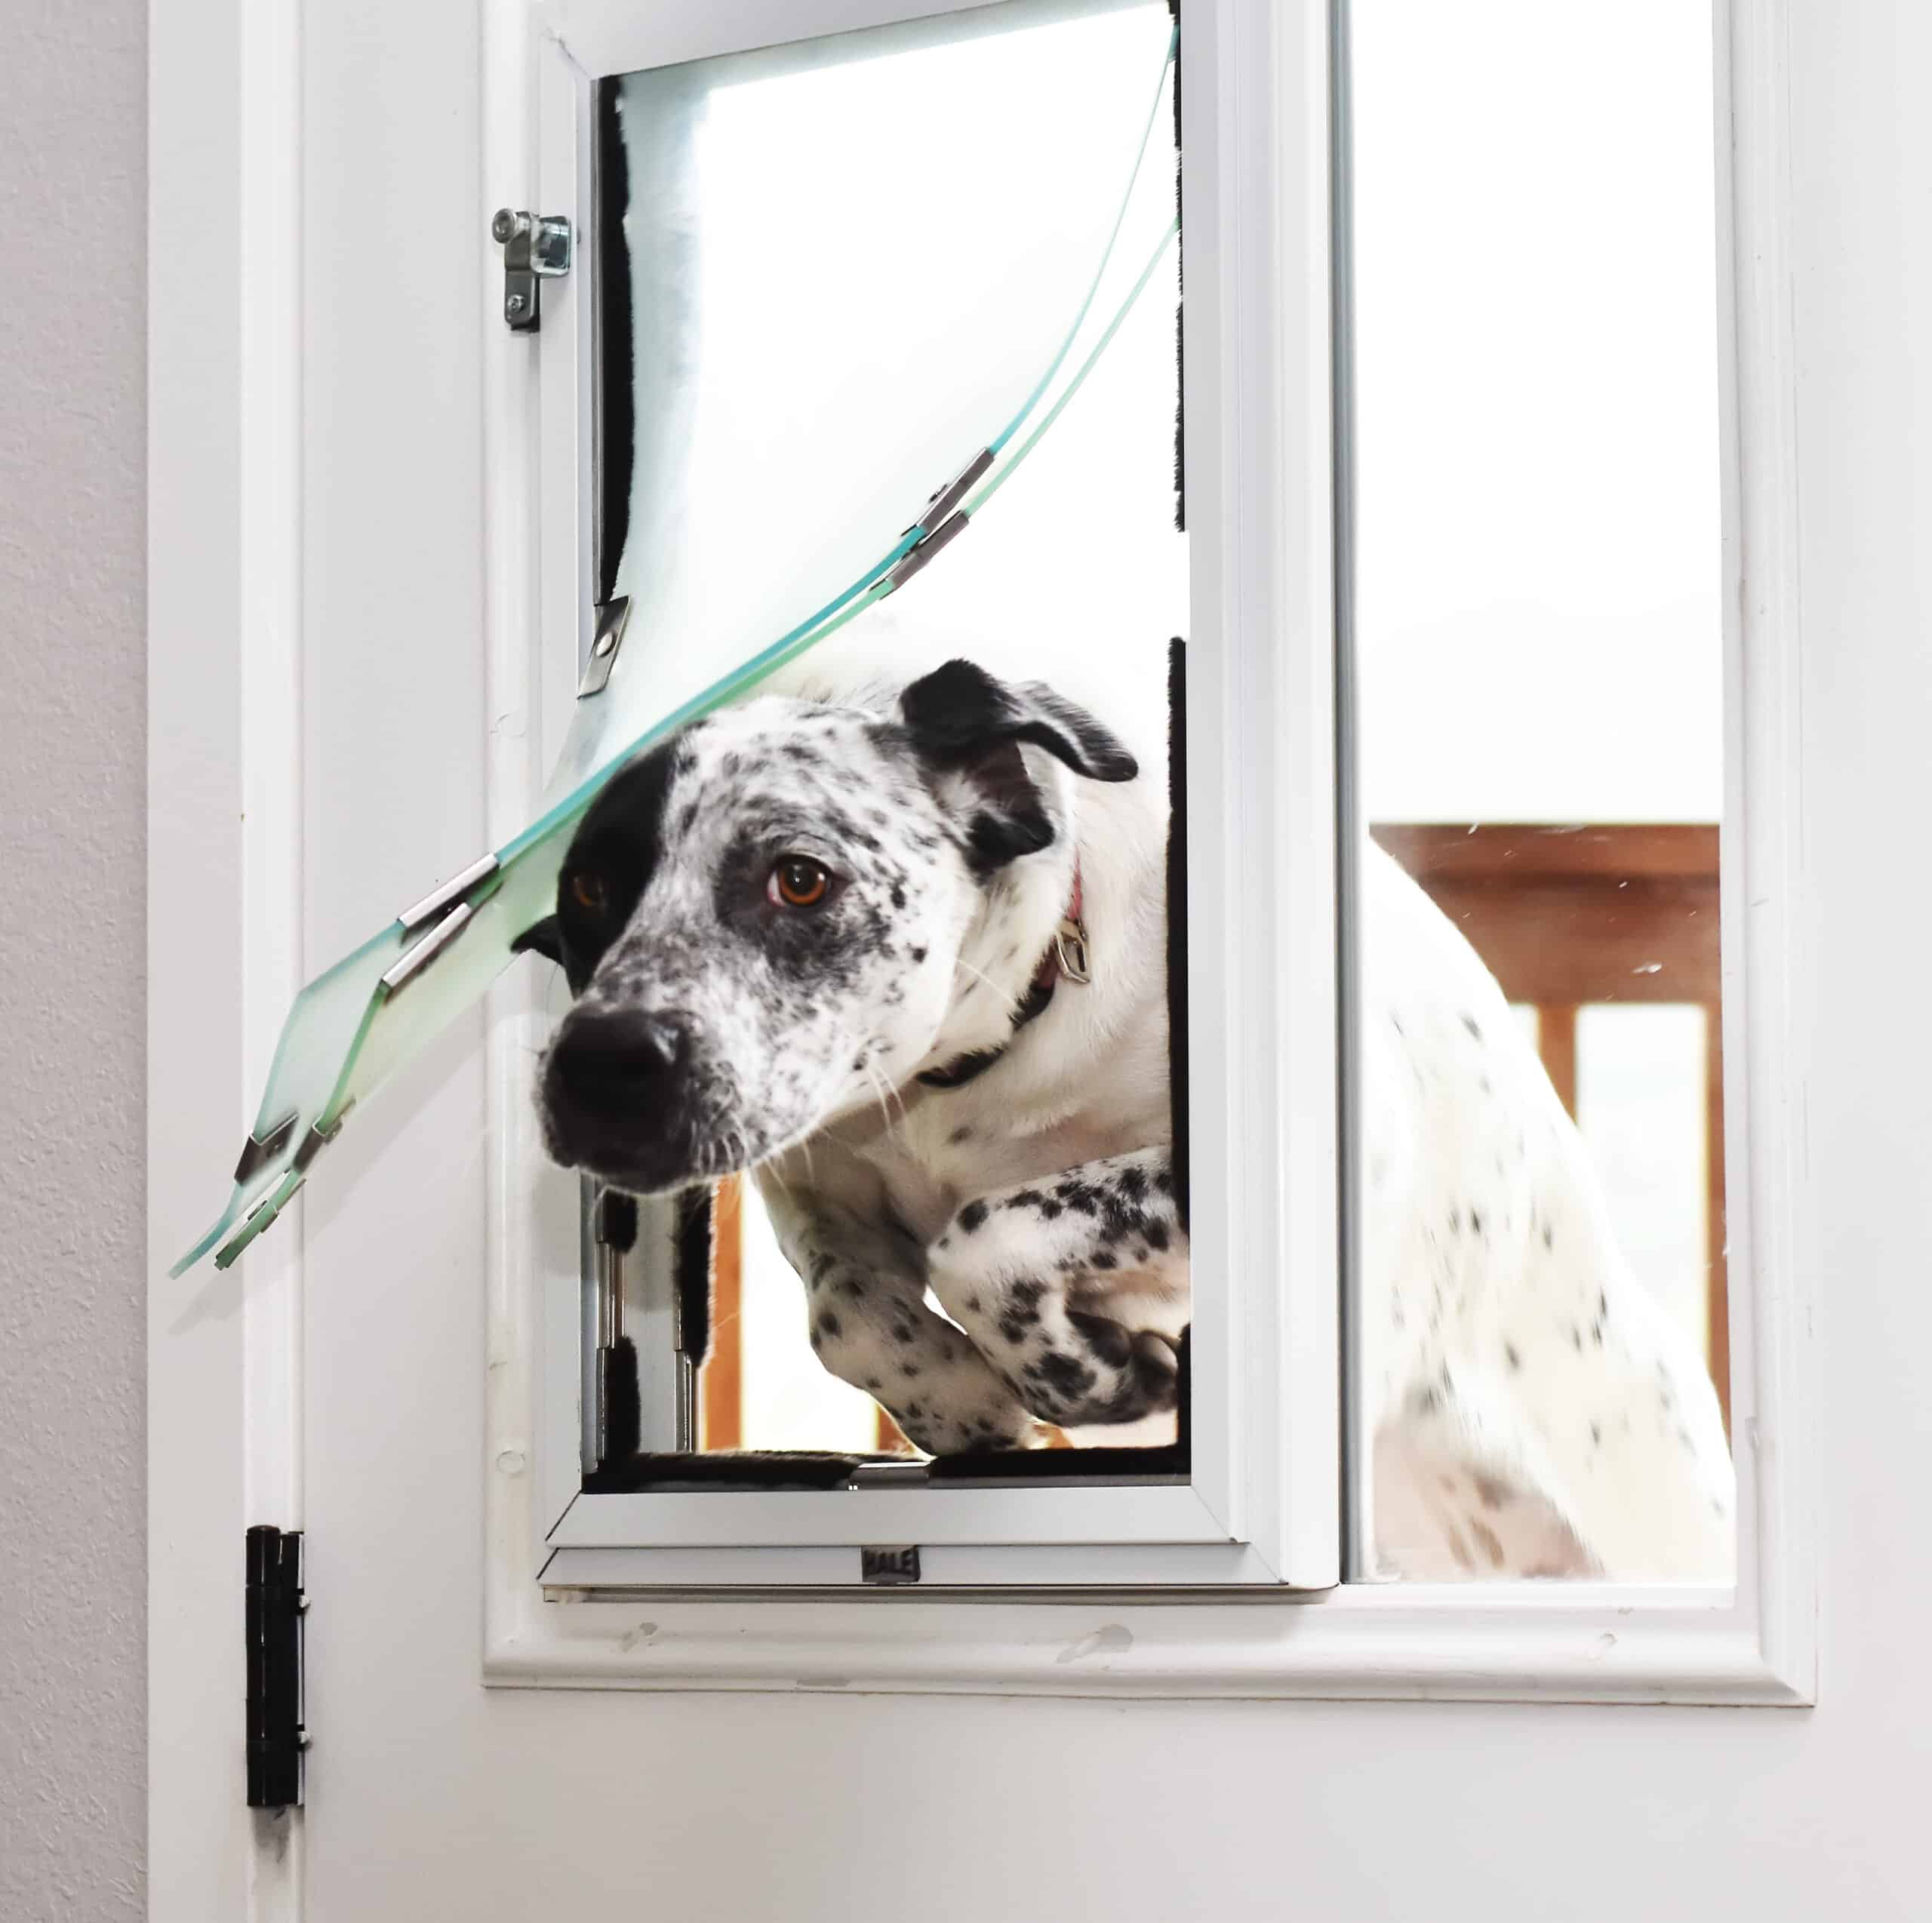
[543,736,685,994]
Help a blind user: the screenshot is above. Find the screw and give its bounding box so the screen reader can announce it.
[491,208,520,244]
[506,292,527,315]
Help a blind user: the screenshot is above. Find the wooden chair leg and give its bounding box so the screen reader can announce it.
[1537,1003,1579,1118]
[701,1176,744,1450]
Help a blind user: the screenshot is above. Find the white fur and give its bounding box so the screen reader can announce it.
[543,609,1737,1577]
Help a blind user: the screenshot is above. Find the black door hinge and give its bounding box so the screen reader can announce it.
[245,1525,307,1810]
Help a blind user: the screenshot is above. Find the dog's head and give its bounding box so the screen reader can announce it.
[522,659,1137,1192]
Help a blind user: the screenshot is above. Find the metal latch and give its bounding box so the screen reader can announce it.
[490,208,572,333]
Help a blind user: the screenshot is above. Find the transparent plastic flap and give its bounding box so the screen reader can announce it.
[173,1,1176,1275]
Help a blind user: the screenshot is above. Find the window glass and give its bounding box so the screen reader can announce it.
[1351,0,1733,1580]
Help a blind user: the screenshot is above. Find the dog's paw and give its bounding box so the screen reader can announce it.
[1016,1315,1180,1428]
[892,1401,1049,1458]
[924,1150,1189,1432]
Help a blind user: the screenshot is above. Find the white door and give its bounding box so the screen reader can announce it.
[151,0,1930,1917]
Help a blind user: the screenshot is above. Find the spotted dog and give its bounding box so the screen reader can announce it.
[528,637,1733,1580]
[526,651,1182,1456]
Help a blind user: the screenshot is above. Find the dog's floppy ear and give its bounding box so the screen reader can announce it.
[898,659,1138,874]
[900,659,1138,783]
[512,915,565,968]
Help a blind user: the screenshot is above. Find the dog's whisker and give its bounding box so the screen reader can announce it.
[952,956,1023,1020]
[860,1056,906,1143]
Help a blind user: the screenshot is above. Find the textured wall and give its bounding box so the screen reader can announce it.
[0,3,148,1917]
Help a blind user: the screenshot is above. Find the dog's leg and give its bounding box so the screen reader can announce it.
[925,1148,1189,1430]
[755,1170,1047,1456]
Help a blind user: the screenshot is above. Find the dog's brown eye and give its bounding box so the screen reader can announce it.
[571,870,608,914]
[769,856,831,909]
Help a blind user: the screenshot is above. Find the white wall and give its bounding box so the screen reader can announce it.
[0,4,148,1918]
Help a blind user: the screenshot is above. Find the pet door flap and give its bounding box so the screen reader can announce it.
[172,2,1177,1275]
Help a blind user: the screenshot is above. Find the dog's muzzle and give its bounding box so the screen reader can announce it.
[540,1007,703,1189]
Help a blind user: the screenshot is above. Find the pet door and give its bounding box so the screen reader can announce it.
[175,0,1339,1588]
[570,0,1192,1490]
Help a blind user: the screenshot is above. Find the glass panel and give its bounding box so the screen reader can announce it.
[566,1,1190,1475]
[548,0,1182,804]
[1574,1004,1712,1372]
[1350,0,1733,1580]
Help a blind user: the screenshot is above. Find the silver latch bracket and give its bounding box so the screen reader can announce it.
[578,597,632,698]
[491,208,572,333]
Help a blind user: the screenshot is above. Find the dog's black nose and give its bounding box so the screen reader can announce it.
[549,1008,691,1118]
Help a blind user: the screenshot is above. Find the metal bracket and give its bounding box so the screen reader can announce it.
[912,446,993,534]
[887,511,969,590]
[578,596,632,698]
[490,208,572,333]
[380,902,475,998]
[292,1104,352,1177]
[398,854,498,935]
[233,1112,298,1186]
[884,448,993,592]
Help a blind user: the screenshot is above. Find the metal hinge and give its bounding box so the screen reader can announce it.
[245,1526,307,1811]
[490,208,572,332]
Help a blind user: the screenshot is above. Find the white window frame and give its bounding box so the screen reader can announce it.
[504,0,1340,1591]
[148,0,1816,1706]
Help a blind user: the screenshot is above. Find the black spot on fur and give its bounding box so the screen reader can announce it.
[1028,1351,1097,1402]
[1067,1311,1134,1368]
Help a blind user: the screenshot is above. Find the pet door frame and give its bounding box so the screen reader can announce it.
[488,0,1341,1597]
[471,0,1817,1700]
